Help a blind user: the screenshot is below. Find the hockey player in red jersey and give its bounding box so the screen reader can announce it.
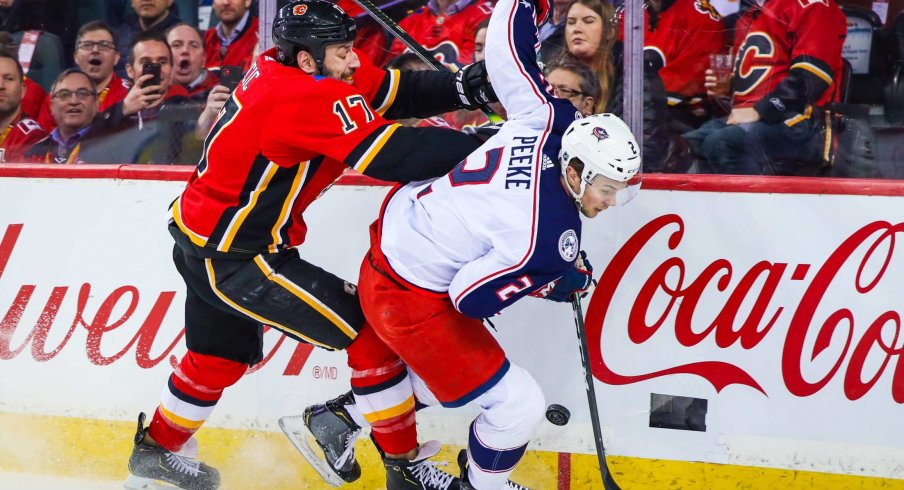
[123,1,497,489]
[0,51,46,162]
[387,0,494,69]
[683,0,846,175]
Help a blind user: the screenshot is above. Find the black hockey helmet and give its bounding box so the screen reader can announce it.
[272,0,357,69]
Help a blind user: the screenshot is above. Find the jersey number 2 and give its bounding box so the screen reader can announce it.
[449,147,504,186]
[333,95,375,134]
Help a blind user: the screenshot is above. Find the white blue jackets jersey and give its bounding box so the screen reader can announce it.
[379,0,581,318]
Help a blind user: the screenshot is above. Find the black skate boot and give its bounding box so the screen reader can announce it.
[457,449,531,490]
[279,391,362,486]
[124,412,220,490]
[375,436,461,490]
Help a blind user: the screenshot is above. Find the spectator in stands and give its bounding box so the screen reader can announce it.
[37,21,130,132]
[116,0,182,77]
[473,19,488,63]
[642,0,727,130]
[544,59,600,117]
[167,23,218,102]
[538,0,571,60]
[24,69,118,163]
[113,30,197,163]
[387,0,493,69]
[205,0,258,73]
[553,0,671,169]
[0,49,45,162]
[119,30,189,120]
[0,31,46,120]
[682,0,846,176]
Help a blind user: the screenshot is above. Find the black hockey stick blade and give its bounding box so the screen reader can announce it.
[572,295,622,490]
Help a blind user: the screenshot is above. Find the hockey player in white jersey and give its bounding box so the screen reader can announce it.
[287,0,641,487]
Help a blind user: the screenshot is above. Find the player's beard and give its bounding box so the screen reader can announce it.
[323,65,355,84]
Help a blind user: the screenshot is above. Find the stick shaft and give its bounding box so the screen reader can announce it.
[349,0,497,120]
[572,295,621,490]
[349,0,445,71]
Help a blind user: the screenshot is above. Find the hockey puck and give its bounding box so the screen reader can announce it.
[546,404,571,426]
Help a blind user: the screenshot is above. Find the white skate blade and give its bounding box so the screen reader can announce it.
[412,440,442,462]
[279,415,345,487]
[123,474,180,490]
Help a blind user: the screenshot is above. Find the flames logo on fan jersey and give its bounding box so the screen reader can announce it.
[293,4,308,15]
[693,0,721,21]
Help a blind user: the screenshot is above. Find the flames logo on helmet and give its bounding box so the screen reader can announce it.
[293,4,308,15]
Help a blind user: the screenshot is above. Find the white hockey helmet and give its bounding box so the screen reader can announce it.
[559,113,641,205]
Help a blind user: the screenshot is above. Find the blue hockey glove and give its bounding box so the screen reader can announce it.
[544,251,594,302]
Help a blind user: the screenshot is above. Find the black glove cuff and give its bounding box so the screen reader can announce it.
[455,61,498,110]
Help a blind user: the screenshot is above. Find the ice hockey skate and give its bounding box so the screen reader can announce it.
[378,439,461,490]
[124,412,220,490]
[279,391,362,486]
[456,449,531,490]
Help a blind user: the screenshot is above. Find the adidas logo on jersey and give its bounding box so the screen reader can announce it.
[542,154,555,171]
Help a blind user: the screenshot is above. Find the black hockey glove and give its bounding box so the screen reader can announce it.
[533,251,594,302]
[455,61,498,110]
[463,123,502,143]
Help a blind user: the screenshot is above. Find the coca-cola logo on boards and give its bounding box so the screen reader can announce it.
[585,214,904,402]
[0,224,314,374]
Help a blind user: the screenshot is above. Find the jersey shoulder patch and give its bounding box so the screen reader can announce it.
[17,118,43,134]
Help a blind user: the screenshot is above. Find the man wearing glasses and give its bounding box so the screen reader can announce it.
[37,20,130,132]
[544,59,600,117]
[24,69,114,164]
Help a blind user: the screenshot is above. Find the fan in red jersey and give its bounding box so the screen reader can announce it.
[387,0,494,69]
[0,50,45,162]
[683,0,847,176]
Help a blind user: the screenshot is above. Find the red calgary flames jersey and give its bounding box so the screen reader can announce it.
[204,17,259,73]
[645,0,727,101]
[731,0,846,109]
[389,0,493,68]
[0,113,46,163]
[172,48,399,254]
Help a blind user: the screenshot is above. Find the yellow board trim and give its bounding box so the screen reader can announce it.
[362,395,416,424]
[0,412,900,489]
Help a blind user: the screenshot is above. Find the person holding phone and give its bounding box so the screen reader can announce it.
[167,23,218,102]
[119,30,189,119]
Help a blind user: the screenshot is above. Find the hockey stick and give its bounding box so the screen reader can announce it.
[572,294,621,490]
[349,0,445,70]
[349,0,498,120]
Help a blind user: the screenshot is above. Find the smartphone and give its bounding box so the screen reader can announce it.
[141,62,162,90]
[219,65,244,91]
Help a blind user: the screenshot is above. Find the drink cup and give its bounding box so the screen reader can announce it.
[710,53,734,95]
